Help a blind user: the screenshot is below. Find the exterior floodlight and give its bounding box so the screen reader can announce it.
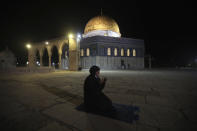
[26,44,31,49]
[26,61,29,65]
[77,34,81,39]
[45,41,49,45]
[68,34,73,39]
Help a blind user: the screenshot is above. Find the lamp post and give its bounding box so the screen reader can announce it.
[26,44,31,70]
[77,33,81,69]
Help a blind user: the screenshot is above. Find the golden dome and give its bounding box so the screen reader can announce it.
[84,15,120,35]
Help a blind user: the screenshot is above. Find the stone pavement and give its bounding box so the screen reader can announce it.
[0,69,197,131]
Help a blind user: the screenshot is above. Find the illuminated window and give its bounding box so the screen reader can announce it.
[107,48,111,56]
[80,49,84,56]
[121,48,124,56]
[114,48,117,56]
[86,48,90,56]
[133,49,136,56]
[127,49,130,56]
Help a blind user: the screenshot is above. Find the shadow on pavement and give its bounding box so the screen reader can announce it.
[76,103,140,124]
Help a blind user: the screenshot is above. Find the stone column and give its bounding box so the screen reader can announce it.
[68,38,79,71]
[40,56,43,67]
[27,48,36,72]
[28,48,36,71]
[58,53,62,69]
[48,54,52,67]
[39,51,43,67]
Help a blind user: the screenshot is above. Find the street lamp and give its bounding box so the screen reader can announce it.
[26,44,31,68]
[45,41,49,45]
[26,44,31,49]
[77,34,81,39]
[68,34,73,39]
[77,33,81,43]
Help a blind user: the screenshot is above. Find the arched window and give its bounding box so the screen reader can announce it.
[80,49,84,56]
[133,49,136,56]
[86,48,90,56]
[127,49,130,56]
[107,48,111,56]
[121,48,124,56]
[114,48,117,56]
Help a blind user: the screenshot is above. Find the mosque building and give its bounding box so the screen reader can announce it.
[80,15,144,69]
[27,15,144,70]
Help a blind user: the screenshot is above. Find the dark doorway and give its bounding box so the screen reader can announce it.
[121,59,126,69]
[51,46,59,69]
[36,50,40,66]
[42,48,49,66]
[61,44,69,69]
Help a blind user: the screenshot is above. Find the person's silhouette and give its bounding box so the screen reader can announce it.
[84,66,116,116]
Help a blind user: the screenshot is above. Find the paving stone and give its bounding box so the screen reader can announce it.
[43,103,86,125]
[0,70,197,131]
[132,95,146,104]
[182,107,197,123]
[38,122,72,131]
[135,104,160,127]
[136,124,159,131]
[0,110,48,131]
[0,101,26,117]
[107,93,133,105]
[73,113,136,131]
[146,95,178,108]
[152,106,183,128]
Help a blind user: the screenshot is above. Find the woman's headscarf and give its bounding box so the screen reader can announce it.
[89,65,100,75]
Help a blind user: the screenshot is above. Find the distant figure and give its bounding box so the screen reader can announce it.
[84,65,115,115]
[128,64,130,69]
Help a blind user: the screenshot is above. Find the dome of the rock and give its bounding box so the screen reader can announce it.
[83,15,121,38]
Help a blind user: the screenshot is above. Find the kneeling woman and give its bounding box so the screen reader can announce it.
[84,66,115,114]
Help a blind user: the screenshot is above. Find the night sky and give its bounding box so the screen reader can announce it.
[0,1,196,67]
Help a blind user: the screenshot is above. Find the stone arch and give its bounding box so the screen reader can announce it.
[61,43,69,69]
[35,49,40,66]
[27,37,79,70]
[42,48,49,66]
[51,45,59,69]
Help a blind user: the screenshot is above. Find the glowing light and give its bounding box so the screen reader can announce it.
[133,49,136,56]
[86,48,90,56]
[114,48,117,56]
[107,48,111,56]
[45,41,49,45]
[127,49,130,56]
[26,44,31,49]
[77,34,81,42]
[121,48,124,56]
[26,61,29,65]
[68,34,73,39]
[77,34,81,39]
